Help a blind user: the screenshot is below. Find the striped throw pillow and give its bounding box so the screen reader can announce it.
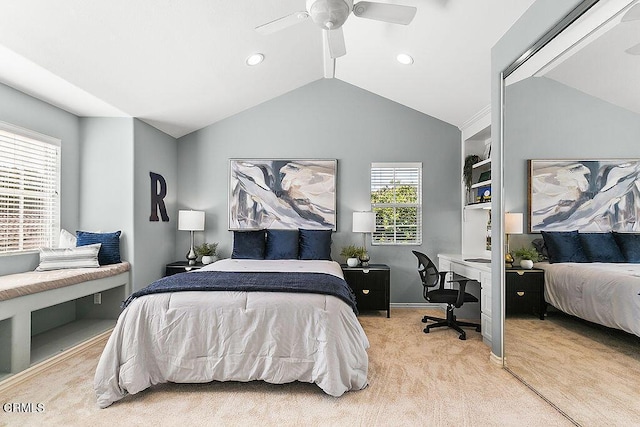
[36,243,101,271]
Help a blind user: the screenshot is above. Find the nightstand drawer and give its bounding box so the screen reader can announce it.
[351,285,386,310]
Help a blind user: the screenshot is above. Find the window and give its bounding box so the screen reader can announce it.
[370,162,422,245]
[0,122,60,254]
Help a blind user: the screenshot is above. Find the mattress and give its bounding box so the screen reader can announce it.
[94,259,369,408]
[538,262,640,337]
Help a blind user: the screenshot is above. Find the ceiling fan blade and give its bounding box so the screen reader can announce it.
[621,3,640,22]
[625,42,640,55]
[255,11,309,35]
[325,28,346,59]
[352,1,417,25]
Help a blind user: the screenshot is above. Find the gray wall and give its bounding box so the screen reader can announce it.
[491,0,584,357]
[78,118,134,264]
[0,83,81,275]
[177,78,462,304]
[133,119,178,291]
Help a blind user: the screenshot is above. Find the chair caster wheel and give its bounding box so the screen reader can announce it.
[458,334,466,340]
[423,327,430,334]
[421,317,428,323]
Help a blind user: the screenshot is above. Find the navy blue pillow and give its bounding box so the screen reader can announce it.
[298,229,332,260]
[231,230,265,259]
[613,233,640,263]
[265,229,299,260]
[579,232,624,263]
[76,230,121,265]
[541,231,588,263]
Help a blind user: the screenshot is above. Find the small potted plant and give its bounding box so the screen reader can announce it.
[195,242,218,265]
[340,245,365,267]
[514,246,539,269]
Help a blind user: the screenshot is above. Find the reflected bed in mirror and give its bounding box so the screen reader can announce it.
[502,0,640,425]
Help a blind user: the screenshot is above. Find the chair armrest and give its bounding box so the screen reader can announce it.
[452,279,470,308]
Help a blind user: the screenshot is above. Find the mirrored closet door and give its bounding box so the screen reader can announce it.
[501,0,640,425]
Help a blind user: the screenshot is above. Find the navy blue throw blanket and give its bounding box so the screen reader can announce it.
[123,271,358,314]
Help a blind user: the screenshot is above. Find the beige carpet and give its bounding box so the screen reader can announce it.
[0,309,570,427]
[505,310,640,427]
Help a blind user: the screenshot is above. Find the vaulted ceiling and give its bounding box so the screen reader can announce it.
[0,0,536,138]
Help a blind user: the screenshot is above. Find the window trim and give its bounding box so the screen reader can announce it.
[0,121,61,255]
[370,162,422,246]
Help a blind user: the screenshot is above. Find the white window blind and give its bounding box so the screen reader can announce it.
[0,123,60,254]
[370,162,422,245]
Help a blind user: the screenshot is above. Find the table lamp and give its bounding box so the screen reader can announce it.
[178,210,205,265]
[504,212,523,267]
[353,211,376,267]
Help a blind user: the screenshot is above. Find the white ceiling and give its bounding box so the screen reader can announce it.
[542,2,640,116]
[0,0,536,138]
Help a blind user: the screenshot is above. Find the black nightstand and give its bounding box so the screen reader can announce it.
[165,261,204,276]
[341,264,390,318]
[505,268,546,320]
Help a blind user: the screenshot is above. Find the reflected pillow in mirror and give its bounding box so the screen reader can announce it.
[613,232,640,263]
[579,232,624,263]
[541,231,588,263]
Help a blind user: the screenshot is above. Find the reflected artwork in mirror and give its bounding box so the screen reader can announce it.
[502,0,640,425]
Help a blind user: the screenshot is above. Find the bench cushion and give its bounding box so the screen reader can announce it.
[0,262,130,302]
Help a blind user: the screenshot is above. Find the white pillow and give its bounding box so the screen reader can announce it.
[36,243,101,271]
[58,228,77,248]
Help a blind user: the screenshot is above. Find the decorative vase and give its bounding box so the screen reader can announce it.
[520,259,534,269]
[346,257,359,267]
[201,255,217,265]
[359,252,370,267]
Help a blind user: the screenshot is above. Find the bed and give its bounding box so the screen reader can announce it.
[94,258,369,408]
[537,262,640,338]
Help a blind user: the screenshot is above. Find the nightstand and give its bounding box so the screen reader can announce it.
[505,268,546,319]
[165,261,204,276]
[341,264,390,318]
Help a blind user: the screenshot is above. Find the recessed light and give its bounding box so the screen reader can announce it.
[246,53,264,66]
[396,53,414,65]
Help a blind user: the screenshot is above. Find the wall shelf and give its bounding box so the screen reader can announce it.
[465,202,491,210]
[472,158,491,169]
[471,180,492,189]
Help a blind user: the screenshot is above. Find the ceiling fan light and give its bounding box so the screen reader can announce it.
[245,53,264,66]
[308,0,350,30]
[396,53,414,65]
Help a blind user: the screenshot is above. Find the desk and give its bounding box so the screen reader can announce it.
[438,254,491,346]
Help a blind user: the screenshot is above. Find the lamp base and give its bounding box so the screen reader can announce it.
[186,248,197,266]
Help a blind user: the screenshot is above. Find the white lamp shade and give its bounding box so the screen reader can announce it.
[505,212,524,235]
[352,211,376,233]
[178,210,205,231]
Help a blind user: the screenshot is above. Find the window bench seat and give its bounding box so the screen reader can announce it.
[0,262,130,379]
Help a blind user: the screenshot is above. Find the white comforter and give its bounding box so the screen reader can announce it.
[94,259,369,408]
[538,262,640,337]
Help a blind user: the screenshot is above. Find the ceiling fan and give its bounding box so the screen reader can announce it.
[256,0,417,62]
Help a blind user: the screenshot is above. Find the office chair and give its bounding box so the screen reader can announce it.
[412,250,481,340]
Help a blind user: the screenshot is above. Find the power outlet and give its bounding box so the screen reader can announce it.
[93,293,102,305]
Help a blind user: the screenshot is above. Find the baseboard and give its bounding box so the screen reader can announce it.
[489,351,503,366]
[0,328,112,394]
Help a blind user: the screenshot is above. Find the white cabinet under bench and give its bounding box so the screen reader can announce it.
[437,254,492,346]
[0,262,130,380]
